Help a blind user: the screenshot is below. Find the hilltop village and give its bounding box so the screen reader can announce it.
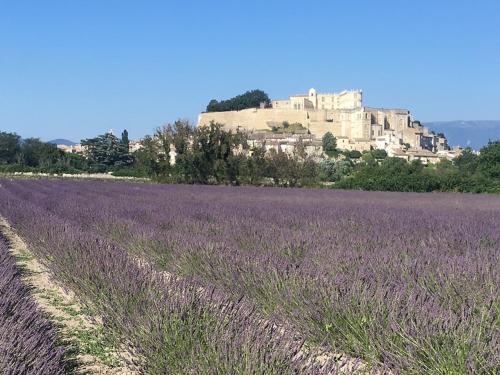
[198,88,459,164]
[53,88,460,165]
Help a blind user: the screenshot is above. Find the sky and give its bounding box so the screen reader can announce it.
[1,0,499,142]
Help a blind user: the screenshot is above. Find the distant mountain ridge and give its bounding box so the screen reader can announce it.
[47,139,76,146]
[423,120,500,150]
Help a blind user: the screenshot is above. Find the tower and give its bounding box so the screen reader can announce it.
[308,88,317,109]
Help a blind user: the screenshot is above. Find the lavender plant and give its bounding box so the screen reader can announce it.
[0,179,498,374]
[0,235,67,375]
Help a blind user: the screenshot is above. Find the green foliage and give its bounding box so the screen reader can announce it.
[0,134,88,174]
[206,90,271,112]
[336,157,441,192]
[478,140,500,178]
[20,138,62,167]
[299,158,319,186]
[121,129,129,150]
[371,149,388,160]
[260,146,318,187]
[321,132,337,155]
[334,141,500,193]
[454,147,479,174]
[0,132,21,164]
[110,168,150,178]
[64,153,88,170]
[155,120,193,156]
[264,150,295,187]
[2,121,498,194]
[320,159,353,182]
[81,132,133,169]
[347,150,362,159]
[240,146,267,185]
[131,135,169,177]
[155,121,246,185]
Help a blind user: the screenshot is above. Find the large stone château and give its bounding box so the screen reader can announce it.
[198,88,448,153]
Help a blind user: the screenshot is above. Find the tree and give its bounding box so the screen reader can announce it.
[264,148,311,187]
[361,152,375,163]
[293,140,307,161]
[241,145,267,185]
[371,149,388,160]
[205,90,271,112]
[265,150,291,186]
[133,135,169,177]
[454,147,479,174]
[20,138,62,167]
[225,154,245,185]
[478,140,500,179]
[0,132,21,164]
[380,157,408,173]
[121,129,130,150]
[81,132,133,170]
[348,150,362,159]
[320,159,353,182]
[168,121,246,184]
[64,153,88,171]
[322,132,337,156]
[156,120,194,157]
[299,158,319,186]
[206,99,219,113]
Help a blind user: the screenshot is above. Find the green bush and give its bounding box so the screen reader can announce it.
[111,168,150,178]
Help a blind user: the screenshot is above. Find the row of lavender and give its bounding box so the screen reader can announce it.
[1,180,499,373]
[0,179,355,374]
[22,180,499,374]
[0,234,67,374]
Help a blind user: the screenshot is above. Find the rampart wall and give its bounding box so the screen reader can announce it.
[198,108,309,132]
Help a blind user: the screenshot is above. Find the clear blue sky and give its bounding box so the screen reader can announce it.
[1,0,499,141]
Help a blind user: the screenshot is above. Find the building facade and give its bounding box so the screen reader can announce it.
[198,88,448,153]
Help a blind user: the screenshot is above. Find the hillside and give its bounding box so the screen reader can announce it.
[47,139,76,146]
[424,120,500,150]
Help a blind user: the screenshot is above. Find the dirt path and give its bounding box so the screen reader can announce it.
[0,217,140,375]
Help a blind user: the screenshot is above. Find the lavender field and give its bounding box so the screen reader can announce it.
[0,179,499,374]
[0,234,67,374]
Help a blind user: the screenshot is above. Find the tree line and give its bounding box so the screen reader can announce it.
[0,132,87,173]
[1,125,499,193]
[206,90,271,112]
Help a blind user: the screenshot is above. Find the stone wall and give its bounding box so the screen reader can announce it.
[198,107,371,141]
[198,108,309,132]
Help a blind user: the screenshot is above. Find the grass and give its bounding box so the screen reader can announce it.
[34,288,123,369]
[69,327,121,368]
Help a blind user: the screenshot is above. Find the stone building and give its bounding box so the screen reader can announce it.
[198,88,448,153]
[272,88,362,111]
